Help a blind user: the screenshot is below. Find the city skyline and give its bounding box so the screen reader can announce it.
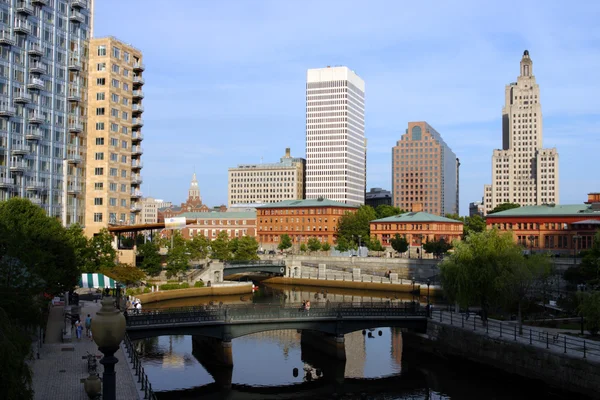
[94,0,600,215]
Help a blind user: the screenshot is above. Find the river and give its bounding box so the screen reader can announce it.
[135,282,584,399]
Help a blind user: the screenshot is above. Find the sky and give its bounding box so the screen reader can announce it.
[94,0,600,215]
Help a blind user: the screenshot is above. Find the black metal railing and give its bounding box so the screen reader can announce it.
[123,333,158,400]
[225,260,285,267]
[430,310,600,360]
[125,302,427,328]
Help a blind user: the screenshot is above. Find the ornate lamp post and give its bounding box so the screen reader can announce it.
[92,297,126,400]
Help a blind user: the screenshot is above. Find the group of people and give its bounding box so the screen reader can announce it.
[300,300,311,312]
[74,314,93,341]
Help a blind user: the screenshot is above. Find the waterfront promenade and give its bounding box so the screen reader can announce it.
[30,300,144,400]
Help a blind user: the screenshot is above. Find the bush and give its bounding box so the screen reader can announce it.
[159,282,190,291]
[143,287,151,293]
[194,281,205,288]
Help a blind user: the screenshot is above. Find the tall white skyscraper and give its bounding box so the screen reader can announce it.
[305,66,365,206]
[483,50,559,214]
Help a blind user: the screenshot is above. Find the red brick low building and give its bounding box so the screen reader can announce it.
[175,211,256,240]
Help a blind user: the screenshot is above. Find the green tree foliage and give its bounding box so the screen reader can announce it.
[233,236,260,261]
[137,240,162,276]
[488,202,520,214]
[86,228,117,272]
[578,291,600,335]
[390,233,408,255]
[228,237,239,256]
[0,308,33,400]
[564,232,600,288]
[210,230,231,261]
[165,231,190,278]
[101,263,146,287]
[336,205,377,248]
[187,234,210,261]
[300,243,307,253]
[307,237,322,253]
[369,237,385,253]
[65,223,92,271]
[278,234,292,251]
[422,238,453,258]
[334,236,351,252]
[464,214,486,237]
[321,242,331,252]
[444,213,462,221]
[374,205,404,219]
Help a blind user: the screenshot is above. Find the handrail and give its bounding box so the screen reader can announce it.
[430,310,600,360]
[225,260,285,266]
[123,333,158,400]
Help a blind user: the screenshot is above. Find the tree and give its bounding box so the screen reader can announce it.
[86,228,117,272]
[488,202,520,214]
[369,237,385,254]
[374,205,404,219]
[278,234,292,252]
[165,231,190,278]
[0,308,33,400]
[300,243,307,253]
[210,231,231,261]
[464,214,486,238]
[422,238,453,258]
[390,234,408,256]
[336,205,377,248]
[564,232,600,289]
[228,237,239,256]
[578,291,600,335]
[307,237,322,253]
[334,236,351,252]
[444,213,463,222]
[137,240,162,276]
[65,223,92,271]
[101,263,145,287]
[321,242,331,252]
[187,234,210,261]
[439,229,526,324]
[233,236,260,260]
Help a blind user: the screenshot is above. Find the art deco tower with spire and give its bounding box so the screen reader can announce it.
[187,172,202,206]
[483,50,559,213]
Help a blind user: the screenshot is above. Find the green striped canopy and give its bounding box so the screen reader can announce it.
[79,273,118,289]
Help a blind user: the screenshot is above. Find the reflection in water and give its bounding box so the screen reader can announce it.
[137,284,584,399]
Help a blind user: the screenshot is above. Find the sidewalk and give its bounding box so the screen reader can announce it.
[30,300,144,400]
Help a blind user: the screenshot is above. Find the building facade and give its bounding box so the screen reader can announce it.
[177,211,256,241]
[483,50,559,214]
[0,0,92,225]
[84,36,144,236]
[256,198,357,249]
[365,187,392,208]
[370,211,463,255]
[392,121,459,216]
[158,173,227,221]
[469,201,485,217]
[305,66,365,206]
[485,193,600,255]
[140,196,159,224]
[228,148,305,207]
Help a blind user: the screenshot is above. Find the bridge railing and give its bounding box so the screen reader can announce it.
[224,260,286,267]
[122,333,158,400]
[430,310,600,360]
[125,302,427,327]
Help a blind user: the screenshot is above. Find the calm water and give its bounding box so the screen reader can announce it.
[135,283,586,400]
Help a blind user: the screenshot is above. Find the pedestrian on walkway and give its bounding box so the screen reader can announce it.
[84,314,92,338]
[75,320,83,340]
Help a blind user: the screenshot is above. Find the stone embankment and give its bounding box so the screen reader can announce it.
[135,282,253,304]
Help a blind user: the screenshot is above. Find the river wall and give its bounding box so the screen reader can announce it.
[405,321,600,399]
[135,283,253,304]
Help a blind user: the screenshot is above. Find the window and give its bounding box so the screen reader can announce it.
[96,78,105,86]
[412,126,422,141]
[121,140,128,149]
[120,199,127,207]
[93,213,103,222]
[111,79,119,88]
[110,153,118,161]
[96,92,105,100]
[121,169,127,178]
[94,198,103,206]
[122,83,129,92]
[110,138,118,146]
[122,111,128,120]
[110,123,118,132]
[123,69,129,77]
[95,138,104,145]
[124,52,130,62]
[120,184,127,192]
[96,62,106,71]
[121,155,127,163]
[94,182,103,190]
[112,47,120,58]
[111,93,119,102]
[112,64,119,73]
[109,183,117,191]
[94,167,104,176]
[111,108,119,117]
[94,152,104,160]
[96,108,105,116]
[95,122,105,130]
[97,45,106,56]
[121,126,128,134]
[109,198,117,206]
[110,168,118,176]
[122,98,129,106]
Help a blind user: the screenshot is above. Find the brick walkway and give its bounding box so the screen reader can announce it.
[30,301,144,400]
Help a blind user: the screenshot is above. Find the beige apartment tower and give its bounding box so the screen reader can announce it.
[228,148,305,207]
[85,37,144,236]
[392,122,459,216]
[483,51,559,214]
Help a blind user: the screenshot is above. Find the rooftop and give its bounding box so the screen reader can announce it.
[372,212,463,224]
[257,198,358,209]
[179,211,256,219]
[487,204,600,218]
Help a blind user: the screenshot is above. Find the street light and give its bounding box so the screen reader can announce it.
[92,297,126,400]
[426,279,431,318]
[527,235,535,255]
[573,235,582,265]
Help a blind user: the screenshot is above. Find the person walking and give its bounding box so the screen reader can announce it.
[84,314,92,338]
[75,320,83,340]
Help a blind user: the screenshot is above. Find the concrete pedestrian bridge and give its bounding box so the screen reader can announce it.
[222,260,286,277]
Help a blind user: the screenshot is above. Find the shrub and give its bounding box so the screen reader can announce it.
[159,282,190,291]
[194,281,205,288]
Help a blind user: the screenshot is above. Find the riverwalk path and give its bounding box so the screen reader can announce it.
[30,300,144,400]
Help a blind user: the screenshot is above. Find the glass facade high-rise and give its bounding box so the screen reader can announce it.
[0,0,92,226]
[305,66,366,206]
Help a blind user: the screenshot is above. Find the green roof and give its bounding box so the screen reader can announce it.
[178,211,256,219]
[372,211,463,224]
[257,199,358,209]
[488,204,600,218]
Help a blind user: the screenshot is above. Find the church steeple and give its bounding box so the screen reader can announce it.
[188,172,201,203]
[520,49,533,77]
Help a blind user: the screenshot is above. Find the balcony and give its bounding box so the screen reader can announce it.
[0,173,14,188]
[130,190,143,199]
[67,153,82,164]
[0,102,16,117]
[28,111,45,125]
[16,1,34,16]
[132,76,145,86]
[70,0,87,8]
[133,62,145,72]
[131,161,143,170]
[11,143,30,155]
[0,30,16,46]
[14,91,32,104]
[32,0,48,5]
[29,197,42,205]
[67,184,81,195]
[132,104,144,114]
[69,10,84,23]
[68,119,83,133]
[26,128,43,140]
[10,160,27,172]
[131,132,144,142]
[29,61,46,75]
[132,118,144,128]
[68,56,82,71]
[130,205,142,213]
[132,90,144,100]
[131,175,143,185]
[67,88,81,102]
[14,19,31,35]
[26,180,45,191]
[27,76,44,90]
[28,42,43,56]
[131,146,143,156]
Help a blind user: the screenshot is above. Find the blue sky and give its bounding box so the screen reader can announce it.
[94,0,600,215]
